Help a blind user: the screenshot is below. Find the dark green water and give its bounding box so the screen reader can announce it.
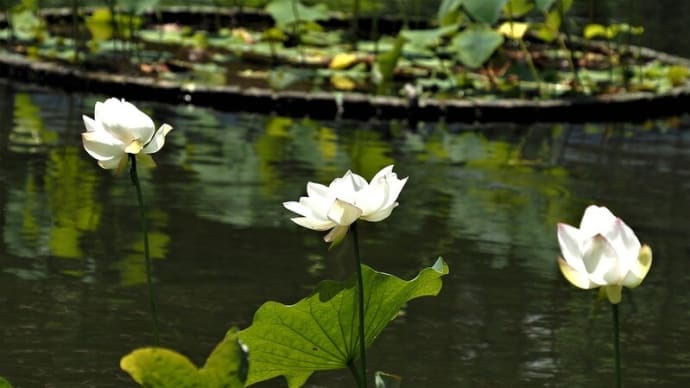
[1,80,690,387]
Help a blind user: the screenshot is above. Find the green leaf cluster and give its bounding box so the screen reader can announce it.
[121,259,449,388]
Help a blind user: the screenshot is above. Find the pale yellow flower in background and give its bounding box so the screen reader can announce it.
[557,205,652,304]
[284,165,408,244]
[82,98,173,170]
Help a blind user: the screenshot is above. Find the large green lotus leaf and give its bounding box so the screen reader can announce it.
[0,377,13,388]
[463,0,508,25]
[452,27,504,68]
[265,0,328,28]
[239,258,449,388]
[120,328,248,388]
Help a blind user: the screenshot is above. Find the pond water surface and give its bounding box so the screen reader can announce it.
[1,79,690,387]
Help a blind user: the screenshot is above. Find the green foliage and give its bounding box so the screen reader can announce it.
[462,0,508,25]
[504,0,534,18]
[373,35,406,93]
[0,377,12,388]
[535,0,557,11]
[120,328,249,388]
[437,0,464,26]
[265,0,329,28]
[9,4,45,41]
[531,8,561,42]
[117,0,160,15]
[401,25,459,50]
[85,7,114,43]
[452,27,504,68]
[584,23,644,40]
[239,258,449,388]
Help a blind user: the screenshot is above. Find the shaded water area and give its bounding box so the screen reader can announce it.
[1,79,690,387]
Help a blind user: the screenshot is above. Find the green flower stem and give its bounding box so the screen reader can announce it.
[129,154,161,346]
[612,303,621,388]
[351,222,367,388]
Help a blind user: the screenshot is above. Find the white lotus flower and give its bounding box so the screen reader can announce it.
[284,165,408,244]
[82,98,173,170]
[557,205,652,304]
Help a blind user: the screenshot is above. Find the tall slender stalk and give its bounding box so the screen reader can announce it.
[612,303,621,388]
[351,222,368,388]
[557,0,580,88]
[129,154,161,345]
[350,0,360,48]
[290,0,305,64]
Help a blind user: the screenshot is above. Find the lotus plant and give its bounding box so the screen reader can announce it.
[82,98,173,345]
[284,165,407,387]
[557,204,652,388]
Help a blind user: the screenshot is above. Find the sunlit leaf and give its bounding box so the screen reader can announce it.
[452,27,504,68]
[667,65,689,86]
[0,377,13,388]
[583,24,608,39]
[503,0,534,18]
[497,21,529,39]
[239,258,449,388]
[584,23,644,39]
[375,371,402,388]
[437,0,464,26]
[266,0,329,28]
[121,328,248,387]
[373,35,406,92]
[531,10,561,42]
[85,8,114,42]
[463,0,508,25]
[329,52,358,69]
[10,7,44,41]
[330,75,356,90]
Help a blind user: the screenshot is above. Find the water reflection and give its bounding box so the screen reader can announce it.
[1,82,689,387]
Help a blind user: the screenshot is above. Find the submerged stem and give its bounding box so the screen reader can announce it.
[351,222,368,388]
[612,303,621,388]
[129,154,161,345]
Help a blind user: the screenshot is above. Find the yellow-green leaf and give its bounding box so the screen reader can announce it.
[329,53,358,69]
[121,328,248,388]
[497,21,529,39]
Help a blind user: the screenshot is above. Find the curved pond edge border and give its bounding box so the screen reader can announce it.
[3,7,690,123]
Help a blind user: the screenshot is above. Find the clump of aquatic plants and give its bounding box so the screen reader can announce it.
[116,157,449,387]
[0,0,688,100]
